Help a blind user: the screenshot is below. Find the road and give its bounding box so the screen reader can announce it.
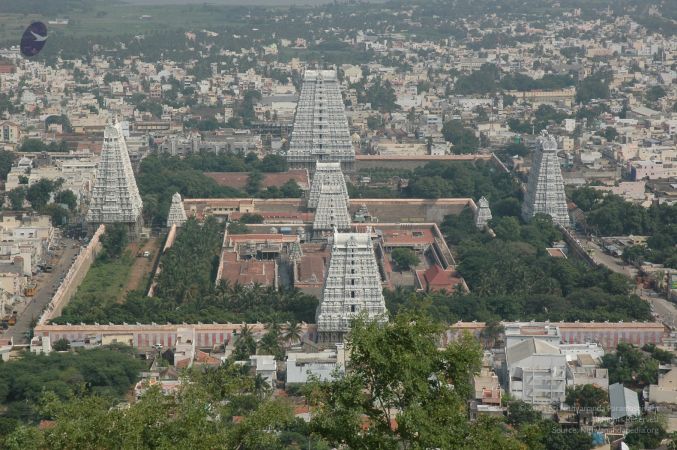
[643,291,677,330]
[1,238,81,345]
[575,234,677,331]
[580,238,636,278]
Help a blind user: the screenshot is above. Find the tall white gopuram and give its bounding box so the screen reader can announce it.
[522,133,570,227]
[313,184,351,232]
[86,118,144,238]
[166,192,187,228]
[287,70,355,173]
[475,196,492,229]
[316,230,387,343]
[308,162,349,210]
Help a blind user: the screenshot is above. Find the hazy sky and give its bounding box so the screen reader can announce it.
[121,0,366,5]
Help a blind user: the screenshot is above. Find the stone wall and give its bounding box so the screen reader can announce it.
[38,225,104,324]
[355,154,493,171]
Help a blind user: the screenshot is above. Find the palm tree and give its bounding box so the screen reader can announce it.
[283,321,303,346]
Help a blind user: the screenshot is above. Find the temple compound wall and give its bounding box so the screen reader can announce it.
[38,225,105,324]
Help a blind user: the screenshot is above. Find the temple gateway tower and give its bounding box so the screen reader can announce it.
[522,133,570,227]
[86,119,144,238]
[166,192,187,228]
[286,70,355,173]
[316,230,388,343]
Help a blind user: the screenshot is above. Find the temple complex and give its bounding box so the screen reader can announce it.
[522,133,571,227]
[286,70,355,173]
[316,230,388,343]
[86,119,144,238]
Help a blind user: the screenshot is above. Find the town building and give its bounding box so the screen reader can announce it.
[286,70,355,172]
[609,383,641,420]
[505,338,568,406]
[85,119,144,238]
[286,344,346,384]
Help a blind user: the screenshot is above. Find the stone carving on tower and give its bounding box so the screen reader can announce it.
[522,132,570,227]
[474,196,492,229]
[313,184,351,233]
[316,230,388,343]
[308,162,349,210]
[166,192,187,228]
[287,70,355,173]
[86,118,144,238]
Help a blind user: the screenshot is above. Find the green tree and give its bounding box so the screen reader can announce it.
[391,248,419,270]
[100,224,129,260]
[603,126,618,142]
[0,150,15,181]
[26,179,58,210]
[246,171,263,196]
[307,313,523,449]
[565,384,609,414]
[54,189,77,211]
[441,120,479,153]
[51,338,70,351]
[239,213,264,224]
[233,325,257,360]
[645,85,666,103]
[18,139,48,152]
[280,179,302,198]
[7,187,26,210]
[258,154,288,173]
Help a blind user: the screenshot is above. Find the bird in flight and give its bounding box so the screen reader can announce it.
[30,31,48,42]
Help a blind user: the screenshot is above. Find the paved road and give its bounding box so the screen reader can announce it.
[2,238,80,345]
[644,292,677,330]
[576,235,677,330]
[581,238,636,278]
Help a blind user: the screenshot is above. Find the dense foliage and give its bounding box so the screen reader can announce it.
[0,346,143,430]
[306,313,525,449]
[2,312,605,449]
[602,343,662,386]
[387,209,651,323]
[54,218,318,325]
[572,187,677,268]
[138,152,298,226]
[4,362,318,450]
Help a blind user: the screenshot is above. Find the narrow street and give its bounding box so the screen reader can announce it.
[1,238,81,345]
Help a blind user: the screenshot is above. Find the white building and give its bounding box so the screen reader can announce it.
[505,338,568,406]
[286,344,346,384]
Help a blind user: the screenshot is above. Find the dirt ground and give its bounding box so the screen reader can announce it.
[118,238,160,301]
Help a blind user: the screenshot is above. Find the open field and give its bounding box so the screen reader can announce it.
[0,4,247,43]
[69,250,136,308]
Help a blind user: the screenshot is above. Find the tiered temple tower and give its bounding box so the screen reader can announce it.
[316,230,388,343]
[166,192,187,228]
[86,119,144,238]
[474,196,493,229]
[522,133,571,227]
[287,70,355,173]
[308,162,349,210]
[313,184,351,233]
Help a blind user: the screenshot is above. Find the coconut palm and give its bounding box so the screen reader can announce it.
[283,321,304,346]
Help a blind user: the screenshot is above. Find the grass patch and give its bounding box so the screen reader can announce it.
[52,251,135,324]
